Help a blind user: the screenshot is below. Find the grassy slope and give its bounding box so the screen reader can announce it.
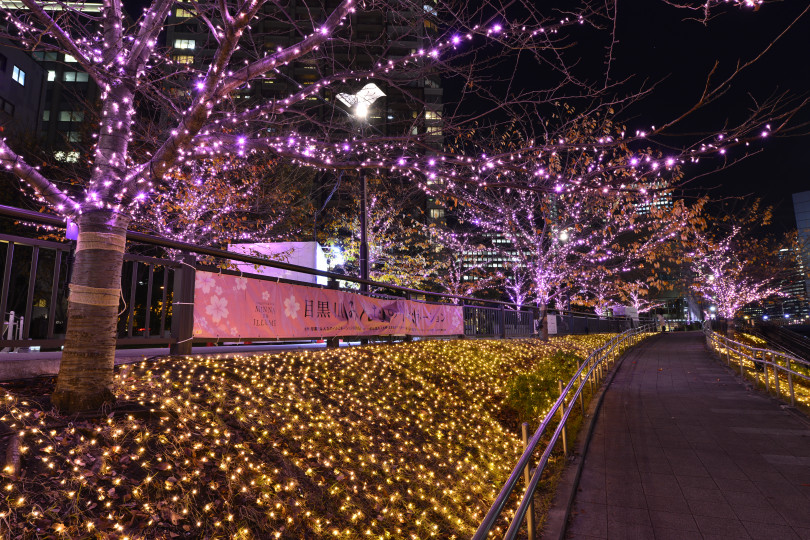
[0,335,613,539]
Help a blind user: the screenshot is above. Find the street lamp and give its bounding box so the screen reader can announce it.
[336,83,386,291]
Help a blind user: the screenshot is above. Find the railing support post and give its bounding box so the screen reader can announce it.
[170,254,195,355]
[577,359,585,416]
[521,423,536,540]
[405,292,414,342]
[788,369,795,407]
[499,305,507,339]
[558,379,568,457]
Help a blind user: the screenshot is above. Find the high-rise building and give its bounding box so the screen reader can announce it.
[163,2,445,228]
[0,43,46,139]
[792,190,810,317]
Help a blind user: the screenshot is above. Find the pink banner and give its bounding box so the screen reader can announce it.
[193,271,464,339]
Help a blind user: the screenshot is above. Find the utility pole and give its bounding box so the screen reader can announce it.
[359,172,369,292]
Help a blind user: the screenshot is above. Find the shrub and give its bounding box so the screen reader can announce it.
[504,350,584,423]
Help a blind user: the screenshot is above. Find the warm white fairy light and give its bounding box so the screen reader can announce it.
[0,335,643,537]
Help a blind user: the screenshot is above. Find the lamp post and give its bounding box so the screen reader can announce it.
[359,173,369,290]
[336,83,386,292]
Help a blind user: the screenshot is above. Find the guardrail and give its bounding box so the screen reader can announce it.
[472,323,655,539]
[703,323,810,408]
[0,204,646,351]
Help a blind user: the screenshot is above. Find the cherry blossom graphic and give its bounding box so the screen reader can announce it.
[262,290,270,301]
[450,309,464,331]
[206,296,229,323]
[234,277,248,291]
[215,286,223,295]
[196,273,216,294]
[284,296,301,319]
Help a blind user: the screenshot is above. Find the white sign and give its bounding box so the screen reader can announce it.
[228,242,327,285]
[547,314,558,335]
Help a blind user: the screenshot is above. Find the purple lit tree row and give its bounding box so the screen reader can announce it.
[0,0,799,411]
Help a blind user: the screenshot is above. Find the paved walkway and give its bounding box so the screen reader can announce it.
[0,341,358,380]
[566,332,810,540]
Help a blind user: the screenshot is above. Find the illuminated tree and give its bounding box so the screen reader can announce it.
[0,0,799,410]
[425,228,499,302]
[132,155,319,251]
[686,201,784,335]
[619,280,664,314]
[320,175,433,287]
[574,265,621,317]
[501,262,533,308]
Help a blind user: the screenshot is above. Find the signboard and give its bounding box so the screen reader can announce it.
[547,314,558,335]
[612,305,639,322]
[228,242,328,285]
[193,271,464,339]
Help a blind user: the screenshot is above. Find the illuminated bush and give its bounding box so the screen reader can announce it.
[504,351,584,423]
[0,335,613,538]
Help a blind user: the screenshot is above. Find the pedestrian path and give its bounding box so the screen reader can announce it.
[565,332,810,540]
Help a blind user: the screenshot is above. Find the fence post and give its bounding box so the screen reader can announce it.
[577,358,585,416]
[499,305,507,339]
[788,369,795,407]
[404,292,414,342]
[521,423,536,540]
[170,254,196,355]
[558,380,568,457]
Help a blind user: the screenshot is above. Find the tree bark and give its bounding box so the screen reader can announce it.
[540,303,549,341]
[52,210,130,413]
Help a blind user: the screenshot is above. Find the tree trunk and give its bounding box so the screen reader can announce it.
[52,210,130,413]
[540,303,549,341]
[726,319,735,339]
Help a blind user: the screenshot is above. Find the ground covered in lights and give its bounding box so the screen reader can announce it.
[732,333,810,413]
[0,335,615,539]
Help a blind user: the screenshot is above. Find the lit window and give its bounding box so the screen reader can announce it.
[425,110,441,120]
[175,7,194,17]
[64,54,77,62]
[11,66,25,86]
[59,111,84,122]
[174,39,196,50]
[42,110,50,121]
[427,126,443,135]
[63,71,88,82]
[47,70,56,81]
[173,55,194,64]
[66,132,81,142]
[429,208,445,219]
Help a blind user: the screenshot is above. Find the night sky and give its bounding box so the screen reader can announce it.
[614,1,810,230]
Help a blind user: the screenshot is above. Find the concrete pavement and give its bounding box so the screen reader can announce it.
[565,332,810,540]
[0,341,353,380]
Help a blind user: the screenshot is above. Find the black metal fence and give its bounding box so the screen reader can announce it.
[0,205,645,352]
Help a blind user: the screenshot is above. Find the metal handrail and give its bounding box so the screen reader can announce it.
[473,323,655,539]
[1,204,646,320]
[703,323,810,407]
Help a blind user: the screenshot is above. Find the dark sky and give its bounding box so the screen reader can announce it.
[613,1,810,230]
